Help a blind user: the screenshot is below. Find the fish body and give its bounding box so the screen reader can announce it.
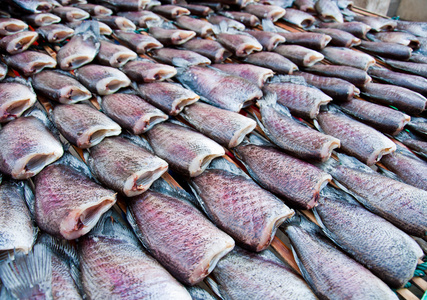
[75,3,113,16]
[318,21,371,39]
[23,12,61,26]
[117,10,160,27]
[5,50,56,76]
[50,252,82,300]
[274,45,324,67]
[220,11,260,27]
[36,24,74,43]
[113,30,163,53]
[216,32,263,57]
[368,31,420,49]
[122,59,176,83]
[149,27,196,46]
[52,6,90,22]
[294,0,315,12]
[321,46,376,70]
[67,20,112,36]
[407,117,427,137]
[0,61,7,81]
[151,48,211,66]
[383,59,427,78]
[212,63,273,88]
[357,40,412,60]
[245,30,286,51]
[207,14,245,31]
[176,4,213,17]
[94,0,150,11]
[354,15,397,32]
[175,16,214,38]
[243,3,286,22]
[96,39,137,68]
[0,81,37,123]
[8,0,54,13]
[242,51,298,74]
[0,31,38,54]
[92,15,136,31]
[181,38,231,63]
[310,28,360,47]
[282,8,315,28]
[315,0,343,23]
[277,31,332,51]
[304,64,371,87]
[397,20,427,38]
[0,18,28,36]
[151,4,190,19]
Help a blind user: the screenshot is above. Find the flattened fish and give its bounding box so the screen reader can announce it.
[23,12,61,27]
[357,40,412,60]
[148,26,196,46]
[117,10,160,27]
[216,31,263,57]
[274,45,324,67]
[151,48,211,66]
[382,58,427,78]
[0,31,38,55]
[211,63,273,88]
[354,15,397,32]
[282,8,315,28]
[0,81,37,123]
[368,31,420,49]
[92,16,136,31]
[175,16,214,38]
[113,30,163,54]
[321,46,376,70]
[243,3,286,22]
[151,4,190,19]
[318,21,371,39]
[8,0,53,13]
[36,24,74,43]
[397,20,427,38]
[395,131,427,160]
[0,18,28,36]
[304,64,371,87]
[122,59,176,83]
[310,28,360,48]
[315,0,343,23]
[295,0,316,12]
[52,6,90,22]
[96,39,137,68]
[5,50,56,76]
[242,51,298,74]
[245,30,286,51]
[180,38,231,63]
[67,20,112,36]
[207,14,246,31]
[176,4,213,17]
[407,117,427,137]
[75,3,113,16]
[94,0,150,11]
[220,11,260,27]
[278,31,332,51]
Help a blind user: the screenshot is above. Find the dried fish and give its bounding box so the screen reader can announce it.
[242,51,298,74]
[354,15,397,32]
[151,4,190,19]
[274,45,324,67]
[294,0,316,12]
[321,46,376,70]
[0,31,38,55]
[74,3,113,16]
[5,50,56,77]
[245,30,286,51]
[0,81,37,123]
[278,31,332,51]
[96,39,137,68]
[0,18,28,36]
[8,0,54,13]
[397,20,427,37]
[93,15,136,31]
[216,31,263,57]
[243,3,286,22]
[113,30,163,53]
[207,14,245,31]
[212,63,273,88]
[180,38,231,63]
[282,8,315,28]
[52,6,90,22]
[315,0,343,23]
[151,48,211,66]
[310,28,360,47]
[0,61,7,81]
[117,10,161,27]
[176,4,213,17]
[175,16,214,38]
[357,40,412,60]
[23,12,61,26]
[368,31,420,49]
[407,117,427,137]
[36,24,74,43]
[304,64,371,87]
[382,58,427,78]
[220,11,260,27]
[94,0,150,11]
[148,26,196,46]
[318,21,371,39]
[122,59,176,83]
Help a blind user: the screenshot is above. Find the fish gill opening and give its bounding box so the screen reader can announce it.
[24,154,52,174]
[89,130,109,145]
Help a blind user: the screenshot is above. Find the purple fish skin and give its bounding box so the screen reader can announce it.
[318,21,371,39]
[175,4,213,17]
[315,0,343,23]
[207,14,246,31]
[92,16,136,31]
[243,3,286,22]
[122,59,176,83]
[23,13,61,27]
[211,63,273,88]
[397,20,427,38]
[175,16,214,38]
[191,168,294,252]
[52,6,90,22]
[274,45,324,67]
[354,15,397,32]
[304,64,371,87]
[277,31,332,51]
[75,3,113,16]
[310,28,361,48]
[151,5,190,19]
[151,48,211,66]
[51,254,82,300]
[383,59,427,78]
[0,82,37,123]
[5,50,56,76]
[242,51,298,74]
[117,10,160,27]
[128,190,235,285]
[181,38,231,64]
[368,31,420,49]
[245,30,286,51]
[282,8,315,28]
[0,18,28,36]
[321,46,376,70]
[294,0,316,12]
[148,27,196,46]
[357,40,412,60]
[96,40,137,68]
[36,24,75,43]
[216,32,263,57]
[0,31,38,54]
[235,143,331,209]
[220,11,260,27]
[113,30,163,53]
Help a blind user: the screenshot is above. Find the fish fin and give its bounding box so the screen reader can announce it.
[289,244,317,289]
[22,180,36,219]
[206,157,250,178]
[282,212,321,234]
[259,93,294,120]
[69,259,84,298]
[26,104,61,139]
[149,177,198,206]
[204,277,225,300]
[219,20,229,34]
[257,249,288,267]
[126,208,151,250]
[0,243,52,300]
[186,286,217,300]
[74,20,100,40]
[247,132,275,146]
[336,152,375,173]
[54,151,95,179]
[146,19,166,29]
[3,77,34,91]
[172,57,192,68]
[315,156,339,174]
[37,233,79,269]
[0,285,14,300]
[120,132,155,154]
[319,185,362,206]
[212,24,221,35]
[187,182,211,217]
[261,19,277,32]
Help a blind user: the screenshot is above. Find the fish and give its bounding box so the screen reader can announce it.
[338,98,410,136]
[187,286,216,300]
[94,0,150,11]
[279,31,332,51]
[96,39,137,68]
[151,48,211,66]
[245,30,286,51]
[0,31,38,55]
[315,0,343,23]
[147,121,225,177]
[79,211,192,299]
[294,0,316,12]
[407,117,427,137]
[74,3,113,16]
[151,4,190,19]
[216,31,263,57]
[122,59,176,83]
[397,20,427,37]
[5,50,56,76]
[274,45,324,67]
[234,135,332,209]
[52,103,121,148]
[321,153,427,238]
[382,58,427,78]
[180,38,232,63]
[367,31,420,49]
[56,21,100,70]
[22,12,61,26]
[101,93,168,134]
[36,24,74,43]
[190,157,294,251]
[0,18,28,36]
[283,215,399,300]
[243,3,286,22]
[113,30,163,53]
[8,0,54,13]
[208,247,317,300]
[211,63,273,88]
[137,81,199,116]
[175,16,214,38]
[75,64,131,95]
[127,179,235,285]
[281,8,315,28]
[207,14,246,31]
[314,187,423,289]
[353,15,397,32]
[0,181,37,254]
[67,20,112,36]
[0,116,63,179]
[395,131,427,160]
[52,6,90,22]
[258,95,340,162]
[361,82,427,115]
[181,101,256,148]
[309,28,361,48]
[304,64,371,87]
[0,61,7,81]
[321,46,376,70]
[0,80,37,123]
[357,40,412,60]
[219,11,260,27]
[148,26,196,46]
[117,10,160,27]
[318,21,371,39]
[92,15,136,31]
[242,51,298,74]
[175,4,213,17]
[263,76,332,119]
[295,71,360,101]
[176,65,262,112]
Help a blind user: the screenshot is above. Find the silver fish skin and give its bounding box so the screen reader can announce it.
[0,18,28,36]
[75,64,131,95]
[235,140,332,209]
[88,137,168,197]
[259,97,340,162]
[101,93,168,134]
[357,40,412,60]
[35,163,116,240]
[407,117,427,137]
[122,59,176,83]
[0,61,7,81]
[354,15,397,32]
[175,4,213,17]
[22,12,61,26]
[274,45,324,67]
[67,20,112,36]
[315,0,343,23]
[190,161,294,252]
[243,3,286,22]
[207,14,246,31]
[148,27,196,46]
[137,81,199,115]
[147,122,225,177]
[216,32,263,57]
[380,147,427,191]
[394,131,427,160]
[5,50,56,76]
[52,6,90,22]
[181,38,232,63]
[282,8,315,28]
[79,212,192,299]
[113,30,163,53]
[0,116,63,179]
[94,0,150,11]
[181,101,256,148]
[220,11,260,27]
[127,189,235,285]
[263,81,332,119]
[176,65,262,112]
[304,64,371,87]
[52,104,121,148]
[368,31,420,49]
[151,48,211,66]
[0,181,37,254]
[175,16,214,38]
[361,82,426,115]
[117,10,161,27]
[0,31,38,55]
[277,32,332,51]
[96,39,137,68]
[92,16,136,31]
[245,30,286,51]
[56,21,100,70]
[0,81,37,123]
[151,4,190,19]
[211,63,273,88]
[51,253,82,300]
[321,46,376,70]
[283,216,399,300]
[397,20,427,38]
[74,3,113,16]
[318,21,371,39]
[36,24,74,43]
[242,51,298,74]
[294,0,316,12]
[209,247,317,300]
[339,98,410,136]
[309,28,360,48]
[383,59,427,78]
[31,70,91,104]
[187,286,216,300]
[8,0,54,13]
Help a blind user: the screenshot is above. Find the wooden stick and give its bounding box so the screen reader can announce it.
[412,277,427,292]
[396,288,420,300]
[271,237,301,275]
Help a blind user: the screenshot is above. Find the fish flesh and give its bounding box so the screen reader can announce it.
[148,26,196,46]
[8,0,54,13]
[0,116,63,179]
[117,10,161,27]
[96,39,137,68]
[181,101,256,148]
[382,58,427,78]
[258,95,340,162]
[88,136,168,197]
[75,64,131,95]
[122,59,177,83]
[315,0,343,23]
[0,18,28,36]
[354,15,397,32]
[243,3,286,22]
[361,82,427,115]
[147,121,225,177]
[314,187,422,288]
[368,31,420,49]
[309,28,361,47]
[180,38,231,63]
[190,158,294,251]
[294,0,316,12]
[75,3,113,16]
[31,70,91,104]
[211,63,273,88]
[151,4,190,19]
[176,65,262,112]
[357,40,412,60]
[304,64,371,87]
[242,51,298,74]
[101,93,168,134]
[321,46,376,70]
[52,103,121,148]
[274,45,324,67]
[397,20,427,38]
[113,30,163,53]
[245,30,286,51]
[92,15,136,31]
[316,106,396,165]
[5,50,56,76]
[220,11,260,27]
[0,31,38,54]
[137,81,199,115]
[0,80,37,123]
[151,48,211,66]
[36,24,74,43]
[56,21,100,70]
[216,31,263,57]
[207,14,246,31]
[127,182,235,285]
[282,8,315,28]
[318,21,371,39]
[52,6,90,22]
[283,215,399,300]
[175,4,213,17]
[175,16,214,38]
[234,136,332,209]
